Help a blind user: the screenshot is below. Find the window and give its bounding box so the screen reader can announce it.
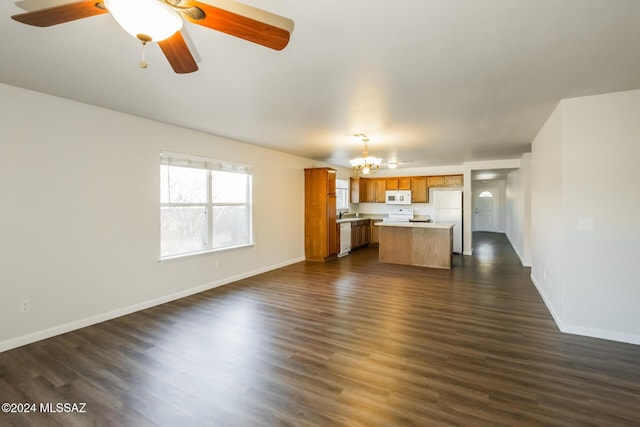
[336,178,349,210]
[160,152,253,259]
[479,191,494,198]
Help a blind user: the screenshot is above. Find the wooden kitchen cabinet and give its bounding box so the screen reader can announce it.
[411,176,428,203]
[359,178,370,202]
[445,174,464,187]
[305,168,338,261]
[398,177,412,190]
[353,174,461,204]
[351,219,371,249]
[427,174,463,188]
[427,176,445,188]
[351,222,361,248]
[370,219,383,245]
[360,178,386,203]
[373,179,386,202]
[350,177,360,203]
[361,179,375,202]
[386,177,411,190]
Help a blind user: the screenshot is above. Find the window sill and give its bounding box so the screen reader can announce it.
[158,243,255,264]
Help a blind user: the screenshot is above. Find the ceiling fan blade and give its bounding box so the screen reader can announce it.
[184,0,293,51]
[179,25,202,64]
[158,31,199,74]
[11,0,107,27]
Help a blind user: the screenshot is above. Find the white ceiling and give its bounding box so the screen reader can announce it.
[2,0,640,170]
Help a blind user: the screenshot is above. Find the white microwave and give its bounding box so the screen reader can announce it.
[385,190,412,205]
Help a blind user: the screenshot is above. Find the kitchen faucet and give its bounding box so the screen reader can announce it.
[339,210,348,219]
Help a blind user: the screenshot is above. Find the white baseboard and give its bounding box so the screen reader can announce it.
[530,274,640,346]
[530,273,564,330]
[0,257,305,353]
[505,233,531,267]
[560,323,640,346]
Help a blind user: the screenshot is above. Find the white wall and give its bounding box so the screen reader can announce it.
[505,153,532,266]
[0,83,345,351]
[531,103,565,322]
[561,90,640,342]
[531,89,640,344]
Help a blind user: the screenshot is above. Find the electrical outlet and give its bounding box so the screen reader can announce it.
[20,299,30,313]
[214,260,219,269]
[543,270,547,280]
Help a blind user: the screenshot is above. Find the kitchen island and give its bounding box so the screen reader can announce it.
[375,222,454,269]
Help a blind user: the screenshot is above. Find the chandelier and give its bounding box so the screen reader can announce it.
[350,135,382,175]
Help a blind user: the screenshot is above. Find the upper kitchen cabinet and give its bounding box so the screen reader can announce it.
[427,174,463,188]
[427,176,445,188]
[387,177,411,190]
[360,179,373,202]
[305,168,337,261]
[350,177,360,203]
[411,176,428,203]
[398,177,412,190]
[374,179,386,202]
[444,175,464,187]
[386,178,398,190]
[353,174,462,204]
[360,178,386,203]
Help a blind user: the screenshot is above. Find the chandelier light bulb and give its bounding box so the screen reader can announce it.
[349,135,382,175]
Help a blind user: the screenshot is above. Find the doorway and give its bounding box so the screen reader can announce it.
[473,189,498,232]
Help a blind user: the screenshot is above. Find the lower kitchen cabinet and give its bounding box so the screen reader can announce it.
[351,219,371,249]
[370,219,383,245]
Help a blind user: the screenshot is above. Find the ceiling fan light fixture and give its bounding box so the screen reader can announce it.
[104,0,183,42]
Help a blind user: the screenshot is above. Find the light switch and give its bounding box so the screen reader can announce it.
[578,217,595,231]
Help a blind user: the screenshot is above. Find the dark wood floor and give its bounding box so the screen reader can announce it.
[2,232,640,426]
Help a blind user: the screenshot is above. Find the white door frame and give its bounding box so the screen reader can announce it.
[472,186,499,232]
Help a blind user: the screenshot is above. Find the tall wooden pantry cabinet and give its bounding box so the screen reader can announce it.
[304,167,337,261]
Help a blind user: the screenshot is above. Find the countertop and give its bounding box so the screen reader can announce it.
[336,216,383,223]
[337,218,363,223]
[375,222,454,229]
[337,215,431,224]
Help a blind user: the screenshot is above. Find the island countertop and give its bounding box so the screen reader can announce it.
[377,222,453,269]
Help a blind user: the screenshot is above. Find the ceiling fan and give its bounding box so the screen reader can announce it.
[11,0,294,74]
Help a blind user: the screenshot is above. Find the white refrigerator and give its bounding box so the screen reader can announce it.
[433,190,463,253]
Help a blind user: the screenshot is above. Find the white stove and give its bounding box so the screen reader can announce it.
[383,207,414,222]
